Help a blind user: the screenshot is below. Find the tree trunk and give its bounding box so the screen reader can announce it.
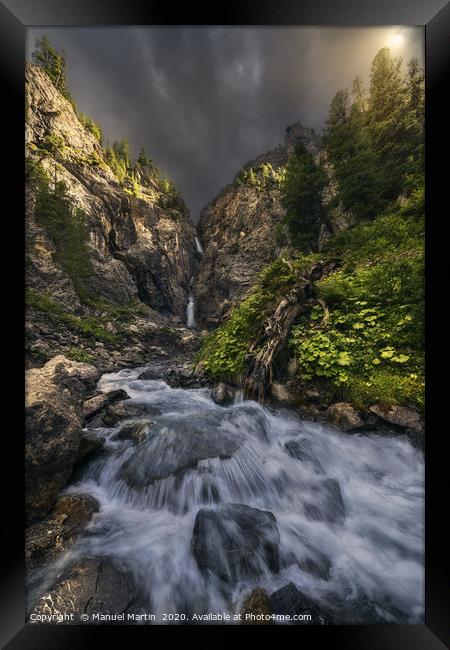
[243,261,325,403]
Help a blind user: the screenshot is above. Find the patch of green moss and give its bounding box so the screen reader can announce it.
[26,288,119,344]
[83,296,150,322]
[66,347,95,363]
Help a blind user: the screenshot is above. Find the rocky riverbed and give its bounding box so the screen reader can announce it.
[25,356,424,625]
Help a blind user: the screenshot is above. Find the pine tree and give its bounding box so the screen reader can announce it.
[367,47,411,202]
[137,148,153,168]
[324,48,425,220]
[405,57,425,182]
[32,35,70,100]
[281,142,327,250]
[325,84,381,220]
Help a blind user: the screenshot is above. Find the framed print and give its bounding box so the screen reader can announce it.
[1,0,448,646]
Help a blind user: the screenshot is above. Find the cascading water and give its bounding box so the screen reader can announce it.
[195,235,204,255]
[186,294,196,328]
[28,368,424,624]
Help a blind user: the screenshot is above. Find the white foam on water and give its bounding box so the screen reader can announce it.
[32,368,424,624]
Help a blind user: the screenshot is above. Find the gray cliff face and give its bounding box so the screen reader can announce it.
[195,124,322,327]
[195,170,285,327]
[25,62,197,318]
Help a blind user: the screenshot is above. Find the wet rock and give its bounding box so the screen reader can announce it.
[240,588,271,624]
[369,404,424,433]
[269,583,332,624]
[83,389,130,421]
[304,478,346,524]
[304,388,321,401]
[270,382,301,406]
[165,367,199,388]
[113,421,154,444]
[137,367,162,381]
[77,432,106,464]
[326,402,364,432]
[29,558,135,624]
[405,427,425,451]
[210,383,236,405]
[25,494,99,570]
[119,415,243,487]
[102,401,162,426]
[191,504,280,582]
[25,355,100,523]
[284,439,324,473]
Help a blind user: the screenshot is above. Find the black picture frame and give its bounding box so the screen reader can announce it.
[1,0,448,646]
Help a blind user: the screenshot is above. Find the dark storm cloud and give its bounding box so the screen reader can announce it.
[26,27,424,221]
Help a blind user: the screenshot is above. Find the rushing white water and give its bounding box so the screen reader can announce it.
[186,294,196,328]
[195,236,204,255]
[31,368,424,624]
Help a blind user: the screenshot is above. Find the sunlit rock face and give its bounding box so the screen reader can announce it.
[25,62,197,317]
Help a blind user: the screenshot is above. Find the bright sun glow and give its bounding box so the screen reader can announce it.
[389,32,405,47]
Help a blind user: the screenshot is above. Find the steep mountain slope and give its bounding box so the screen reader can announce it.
[25,62,199,366]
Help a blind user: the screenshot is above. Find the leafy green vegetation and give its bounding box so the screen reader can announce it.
[200,47,424,411]
[197,255,319,379]
[295,197,424,408]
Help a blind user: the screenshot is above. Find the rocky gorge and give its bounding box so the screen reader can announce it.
[25,54,425,626]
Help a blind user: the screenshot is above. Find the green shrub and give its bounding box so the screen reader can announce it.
[34,175,93,300]
[235,163,286,192]
[66,347,95,363]
[198,254,319,379]
[78,112,103,144]
[288,208,424,409]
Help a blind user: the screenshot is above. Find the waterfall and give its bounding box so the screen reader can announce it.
[186,293,196,328]
[195,236,204,255]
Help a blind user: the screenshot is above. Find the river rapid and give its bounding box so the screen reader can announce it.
[29,367,424,625]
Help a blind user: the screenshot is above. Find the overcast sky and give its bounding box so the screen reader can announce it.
[26,27,424,221]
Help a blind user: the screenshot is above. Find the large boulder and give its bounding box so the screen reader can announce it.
[28,558,135,624]
[25,355,100,523]
[269,583,332,624]
[26,494,99,571]
[119,415,242,488]
[326,402,364,432]
[369,404,424,432]
[191,504,280,582]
